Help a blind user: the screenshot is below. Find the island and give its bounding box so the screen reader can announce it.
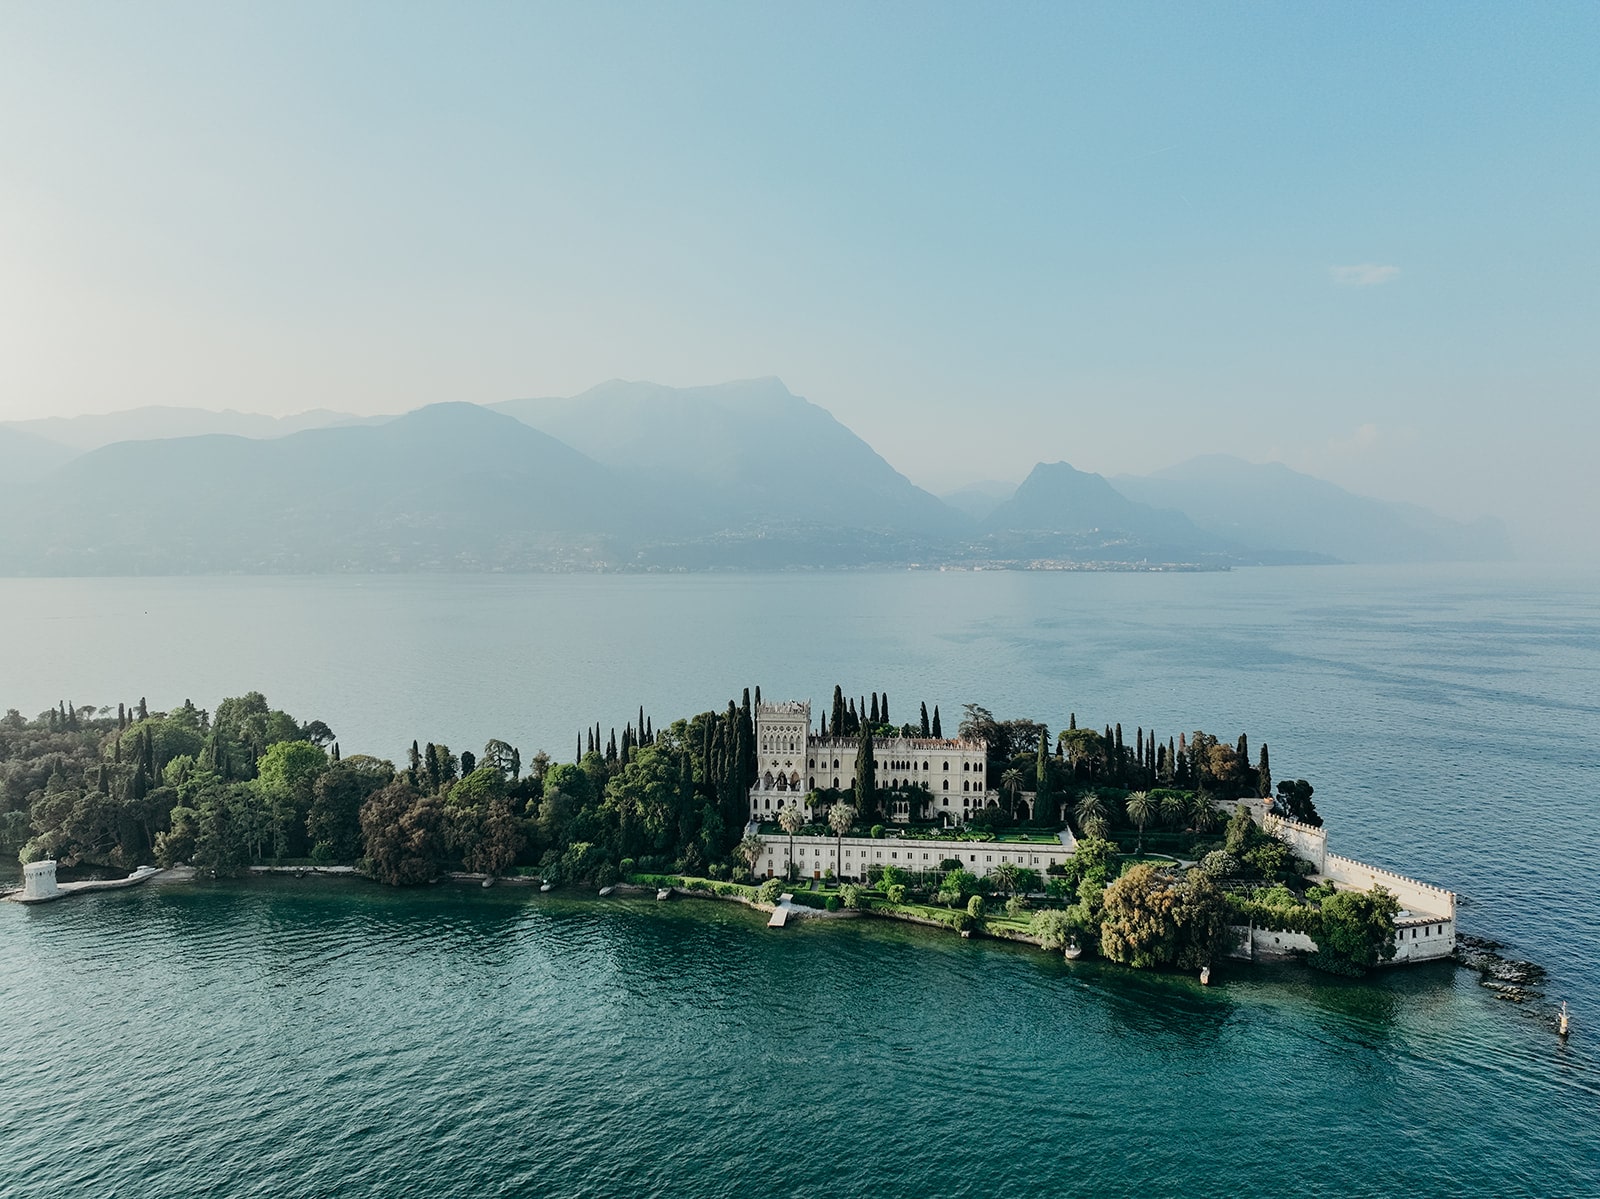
[2,687,1455,978]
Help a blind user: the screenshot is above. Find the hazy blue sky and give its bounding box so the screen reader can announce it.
[1,3,1594,549]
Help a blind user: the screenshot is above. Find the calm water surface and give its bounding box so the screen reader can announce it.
[2,565,1597,1196]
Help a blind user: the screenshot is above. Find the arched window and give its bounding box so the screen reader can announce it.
[943,761,950,771]
[763,770,774,789]
[942,780,949,791]
[963,780,970,792]
[923,760,929,770]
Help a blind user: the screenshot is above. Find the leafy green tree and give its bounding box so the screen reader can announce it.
[1313,886,1399,973]
[360,779,446,885]
[1100,863,1180,968]
[254,740,329,860]
[1173,868,1230,969]
[1275,779,1322,827]
[966,894,986,921]
[446,766,525,876]
[308,755,392,863]
[938,868,976,908]
[481,739,521,779]
[1030,908,1075,951]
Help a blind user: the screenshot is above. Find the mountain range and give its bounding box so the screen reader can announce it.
[0,380,1509,573]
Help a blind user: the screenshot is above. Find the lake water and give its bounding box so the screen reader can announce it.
[2,565,1598,1196]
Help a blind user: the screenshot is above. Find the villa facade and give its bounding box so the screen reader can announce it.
[749,699,995,823]
[755,831,1071,883]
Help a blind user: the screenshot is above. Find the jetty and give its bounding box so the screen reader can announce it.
[767,893,795,927]
[7,859,165,905]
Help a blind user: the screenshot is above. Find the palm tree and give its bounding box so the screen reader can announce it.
[1188,789,1219,833]
[735,834,766,879]
[991,861,1021,899]
[1000,767,1023,819]
[1074,789,1106,831]
[778,804,806,882]
[1082,813,1111,840]
[1125,790,1157,855]
[828,802,856,881]
[1159,792,1187,830]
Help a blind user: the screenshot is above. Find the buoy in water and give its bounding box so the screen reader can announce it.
[1200,966,1211,986]
[1559,1001,1570,1038]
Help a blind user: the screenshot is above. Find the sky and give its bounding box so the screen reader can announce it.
[1,3,1595,551]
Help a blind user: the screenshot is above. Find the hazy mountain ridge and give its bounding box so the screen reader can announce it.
[492,378,953,535]
[1,405,379,452]
[0,382,1508,573]
[1113,454,1511,564]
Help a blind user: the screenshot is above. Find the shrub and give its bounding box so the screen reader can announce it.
[708,862,729,881]
[967,895,986,920]
[885,883,907,904]
[825,895,841,912]
[1005,896,1028,918]
[870,825,885,839]
[790,890,828,909]
[840,884,867,910]
[1030,907,1074,950]
[619,857,636,875]
[757,878,783,904]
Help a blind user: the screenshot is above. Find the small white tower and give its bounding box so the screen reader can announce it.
[22,859,61,902]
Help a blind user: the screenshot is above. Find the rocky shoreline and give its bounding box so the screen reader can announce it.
[1453,934,1547,1004]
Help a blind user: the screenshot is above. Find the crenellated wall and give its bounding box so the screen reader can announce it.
[1263,814,1326,873]
[1323,853,1456,920]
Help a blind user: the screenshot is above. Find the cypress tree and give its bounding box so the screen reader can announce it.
[818,713,827,738]
[881,693,889,725]
[831,686,846,736]
[919,702,930,738]
[1258,744,1272,799]
[869,693,880,725]
[847,698,857,735]
[331,742,340,763]
[931,706,942,738]
[754,685,761,708]
[461,750,476,775]
[118,702,126,730]
[639,706,646,742]
[646,716,653,744]
[425,743,440,792]
[853,723,876,820]
[1069,712,1076,731]
[138,697,148,721]
[1035,730,1052,825]
[576,736,582,764]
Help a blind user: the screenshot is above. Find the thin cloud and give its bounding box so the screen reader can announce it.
[1330,263,1400,286]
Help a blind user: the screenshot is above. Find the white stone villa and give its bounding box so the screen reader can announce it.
[754,831,1072,885]
[748,699,996,824]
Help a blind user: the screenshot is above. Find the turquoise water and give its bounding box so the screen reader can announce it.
[2,565,1598,1195]
[2,881,1594,1197]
